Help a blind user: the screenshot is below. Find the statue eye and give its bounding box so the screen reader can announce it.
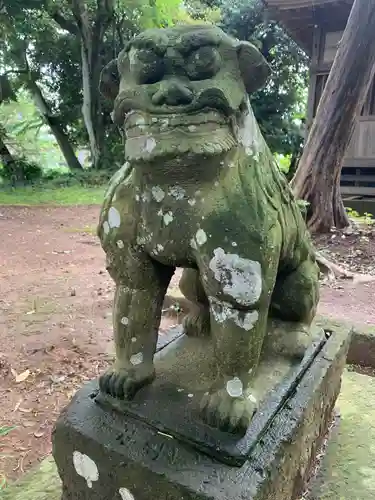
[129,48,164,84]
[186,46,221,80]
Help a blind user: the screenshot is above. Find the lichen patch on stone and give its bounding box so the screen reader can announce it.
[239,310,259,331]
[151,186,165,202]
[103,221,110,235]
[141,192,150,202]
[226,377,243,397]
[195,229,207,246]
[108,207,121,229]
[163,211,173,226]
[190,238,198,250]
[72,451,99,488]
[247,393,257,404]
[130,352,143,365]
[119,487,135,500]
[168,185,185,200]
[209,298,259,331]
[144,136,156,153]
[209,248,262,306]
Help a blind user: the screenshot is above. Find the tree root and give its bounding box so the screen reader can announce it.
[316,251,375,284]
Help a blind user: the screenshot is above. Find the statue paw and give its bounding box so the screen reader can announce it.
[200,387,258,435]
[265,319,314,361]
[183,307,210,337]
[99,363,155,400]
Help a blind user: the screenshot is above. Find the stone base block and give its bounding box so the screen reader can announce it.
[52,327,351,500]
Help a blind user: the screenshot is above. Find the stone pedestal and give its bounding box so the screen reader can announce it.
[52,326,351,500]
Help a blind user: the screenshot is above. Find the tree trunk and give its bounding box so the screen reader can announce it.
[0,130,24,184]
[80,42,104,169]
[64,0,114,169]
[0,131,15,166]
[291,0,375,233]
[26,78,83,171]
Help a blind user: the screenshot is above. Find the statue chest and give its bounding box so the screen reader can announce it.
[135,196,200,266]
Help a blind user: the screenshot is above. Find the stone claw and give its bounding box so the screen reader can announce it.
[99,364,155,400]
[200,388,258,435]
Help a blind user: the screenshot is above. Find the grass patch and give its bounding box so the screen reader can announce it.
[0,426,16,437]
[0,185,105,206]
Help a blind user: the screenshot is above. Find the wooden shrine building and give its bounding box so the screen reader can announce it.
[263,0,375,198]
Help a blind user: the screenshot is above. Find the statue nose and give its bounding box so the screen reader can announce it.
[151,79,193,106]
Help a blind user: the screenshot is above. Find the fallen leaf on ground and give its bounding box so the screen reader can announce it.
[18,407,32,413]
[14,369,30,383]
[13,398,23,412]
[23,421,35,428]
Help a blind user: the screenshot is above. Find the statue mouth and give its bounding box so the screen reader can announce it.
[124,109,229,139]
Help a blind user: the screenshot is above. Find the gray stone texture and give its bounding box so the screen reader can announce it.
[52,326,351,500]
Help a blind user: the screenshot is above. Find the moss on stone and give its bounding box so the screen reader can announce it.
[0,457,61,500]
[308,369,375,499]
[314,315,375,338]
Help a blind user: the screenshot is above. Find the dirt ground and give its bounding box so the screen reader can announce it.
[1,205,375,485]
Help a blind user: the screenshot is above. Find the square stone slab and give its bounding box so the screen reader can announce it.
[95,329,327,466]
[52,326,351,500]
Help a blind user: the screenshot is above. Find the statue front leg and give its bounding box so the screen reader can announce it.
[200,301,268,434]
[197,245,279,434]
[100,250,174,400]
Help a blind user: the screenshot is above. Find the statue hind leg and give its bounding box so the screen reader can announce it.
[271,258,320,324]
[268,257,320,360]
[179,268,210,337]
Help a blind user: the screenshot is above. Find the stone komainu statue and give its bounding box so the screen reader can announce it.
[98,24,320,433]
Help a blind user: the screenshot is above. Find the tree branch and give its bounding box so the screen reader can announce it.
[2,69,28,76]
[48,8,79,35]
[93,0,114,47]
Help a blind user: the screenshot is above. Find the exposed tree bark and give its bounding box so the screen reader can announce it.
[0,128,25,184]
[16,49,83,171]
[49,0,115,169]
[1,11,83,172]
[0,130,15,166]
[26,78,83,171]
[291,0,375,233]
[0,74,17,103]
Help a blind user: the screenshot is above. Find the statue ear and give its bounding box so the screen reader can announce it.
[100,59,120,102]
[237,42,271,94]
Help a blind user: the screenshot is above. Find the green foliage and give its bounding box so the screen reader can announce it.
[296,198,310,221]
[42,168,113,188]
[1,0,309,178]
[0,426,17,491]
[274,153,291,174]
[0,92,67,170]
[346,207,375,225]
[0,426,16,437]
[0,158,43,184]
[217,0,308,158]
[0,185,105,206]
